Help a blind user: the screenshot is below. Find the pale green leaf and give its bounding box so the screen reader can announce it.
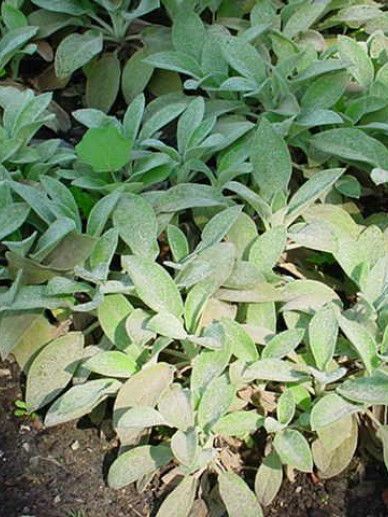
[45,378,121,427]
[26,332,84,411]
[218,471,263,517]
[274,429,313,472]
[108,445,172,489]
[123,255,184,316]
[250,119,292,199]
[55,30,103,78]
[309,304,339,370]
[254,451,283,507]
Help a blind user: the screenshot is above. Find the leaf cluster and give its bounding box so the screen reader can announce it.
[0,0,387,514]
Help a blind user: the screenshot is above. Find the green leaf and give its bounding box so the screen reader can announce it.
[370,167,388,186]
[0,202,30,241]
[86,53,121,113]
[121,47,153,104]
[158,384,194,430]
[224,181,271,225]
[250,119,292,199]
[262,329,304,360]
[254,451,283,507]
[87,228,118,281]
[274,429,313,472]
[45,378,121,427]
[335,175,361,199]
[113,194,158,259]
[197,206,243,253]
[277,389,296,426]
[26,332,83,411]
[114,363,174,442]
[9,180,55,225]
[151,183,226,213]
[55,30,103,78]
[83,351,137,378]
[2,4,28,30]
[0,310,56,364]
[218,471,263,517]
[125,308,155,347]
[338,35,374,89]
[177,96,205,154]
[171,429,198,466]
[310,129,388,170]
[283,0,329,38]
[97,294,133,349]
[172,9,205,61]
[0,26,38,70]
[31,0,91,15]
[147,311,187,339]
[118,406,166,428]
[87,191,120,237]
[123,255,184,317]
[310,393,361,430]
[301,71,349,110]
[167,225,189,262]
[244,359,308,383]
[221,318,258,362]
[176,242,236,290]
[312,417,358,478]
[338,315,379,373]
[156,476,197,517]
[31,217,76,262]
[76,126,132,172]
[198,374,234,432]
[286,168,345,223]
[213,410,264,438]
[249,226,287,275]
[108,445,172,489]
[337,371,388,405]
[309,304,338,371]
[219,35,266,84]
[144,51,202,78]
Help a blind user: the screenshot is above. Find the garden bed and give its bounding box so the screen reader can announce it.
[1,359,387,517]
[1,1,388,516]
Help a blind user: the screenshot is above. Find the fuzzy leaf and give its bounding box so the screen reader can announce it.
[254,451,283,507]
[158,384,194,430]
[274,429,313,472]
[218,472,263,517]
[26,332,84,411]
[108,445,172,489]
[262,329,304,360]
[337,371,388,405]
[250,119,292,199]
[157,476,197,517]
[310,393,361,430]
[113,194,158,259]
[55,30,102,78]
[45,378,121,427]
[83,351,137,378]
[309,304,338,370]
[198,374,234,432]
[123,255,184,317]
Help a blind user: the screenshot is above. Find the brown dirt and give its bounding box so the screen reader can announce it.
[1,359,387,517]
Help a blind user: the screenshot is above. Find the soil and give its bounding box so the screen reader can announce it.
[1,359,387,517]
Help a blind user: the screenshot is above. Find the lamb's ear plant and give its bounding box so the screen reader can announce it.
[25,0,161,112]
[0,0,387,515]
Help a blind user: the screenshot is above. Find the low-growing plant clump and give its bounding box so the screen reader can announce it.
[0,0,387,515]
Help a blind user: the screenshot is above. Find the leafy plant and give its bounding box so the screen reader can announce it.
[0,0,387,515]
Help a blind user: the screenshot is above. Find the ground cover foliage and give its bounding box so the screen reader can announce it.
[0,0,388,515]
